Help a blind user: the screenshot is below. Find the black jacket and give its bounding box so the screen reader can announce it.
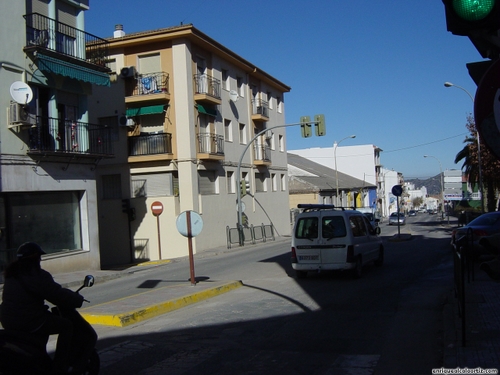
[1,268,84,332]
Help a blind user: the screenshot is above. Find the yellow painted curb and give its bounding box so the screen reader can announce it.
[81,281,243,328]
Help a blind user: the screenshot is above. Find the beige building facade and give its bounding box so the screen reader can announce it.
[89,25,291,266]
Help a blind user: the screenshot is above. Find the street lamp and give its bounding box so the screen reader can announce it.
[424,155,444,219]
[334,135,356,205]
[444,81,484,213]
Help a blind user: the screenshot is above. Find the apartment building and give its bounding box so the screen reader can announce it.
[0,1,111,273]
[89,24,291,266]
[289,144,383,212]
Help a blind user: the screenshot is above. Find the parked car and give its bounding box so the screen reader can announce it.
[389,212,406,225]
[408,210,417,217]
[291,204,383,279]
[451,212,500,258]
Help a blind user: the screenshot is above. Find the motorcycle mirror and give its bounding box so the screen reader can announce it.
[83,275,94,288]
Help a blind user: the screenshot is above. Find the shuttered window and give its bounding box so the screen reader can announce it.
[31,0,49,15]
[198,170,217,195]
[138,53,161,75]
[131,172,177,197]
[255,172,267,192]
[57,2,77,28]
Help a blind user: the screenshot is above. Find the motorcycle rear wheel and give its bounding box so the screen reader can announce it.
[81,349,100,375]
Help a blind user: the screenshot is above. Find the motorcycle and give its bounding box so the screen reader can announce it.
[0,275,100,375]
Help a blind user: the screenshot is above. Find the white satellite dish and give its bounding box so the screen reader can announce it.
[229,90,239,102]
[10,81,33,104]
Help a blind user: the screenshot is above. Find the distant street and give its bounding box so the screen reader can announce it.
[83,213,454,375]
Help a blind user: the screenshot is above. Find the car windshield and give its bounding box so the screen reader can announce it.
[469,213,500,227]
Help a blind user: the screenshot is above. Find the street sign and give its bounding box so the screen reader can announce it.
[474,57,500,160]
[391,185,403,197]
[151,201,164,216]
[176,210,203,238]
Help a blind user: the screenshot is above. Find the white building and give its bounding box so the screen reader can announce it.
[289,144,383,213]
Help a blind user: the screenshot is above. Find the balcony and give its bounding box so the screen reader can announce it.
[125,72,170,104]
[28,116,114,159]
[197,133,224,161]
[23,13,110,85]
[252,99,269,122]
[128,133,173,163]
[194,74,221,105]
[253,144,271,166]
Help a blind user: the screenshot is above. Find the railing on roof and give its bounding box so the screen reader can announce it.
[24,12,109,69]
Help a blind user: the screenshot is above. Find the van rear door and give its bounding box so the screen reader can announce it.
[319,214,349,264]
[294,215,321,265]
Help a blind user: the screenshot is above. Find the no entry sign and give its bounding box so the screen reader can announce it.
[151,201,164,216]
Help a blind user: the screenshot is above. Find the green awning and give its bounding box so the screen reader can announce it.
[197,104,217,117]
[37,54,110,86]
[126,105,165,117]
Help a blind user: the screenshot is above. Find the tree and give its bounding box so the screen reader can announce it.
[454,115,500,211]
[412,197,424,209]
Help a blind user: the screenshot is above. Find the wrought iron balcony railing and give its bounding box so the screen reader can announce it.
[194,74,221,99]
[198,133,224,155]
[23,12,109,69]
[28,116,114,156]
[129,72,170,97]
[128,133,172,156]
[253,144,271,163]
[252,99,269,118]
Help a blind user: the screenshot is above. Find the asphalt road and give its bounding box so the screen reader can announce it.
[84,213,455,375]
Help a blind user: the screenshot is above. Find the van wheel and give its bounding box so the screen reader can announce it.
[353,256,362,279]
[374,247,384,267]
[296,270,307,279]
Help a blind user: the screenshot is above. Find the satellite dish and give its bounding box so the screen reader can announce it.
[10,81,33,104]
[229,90,239,102]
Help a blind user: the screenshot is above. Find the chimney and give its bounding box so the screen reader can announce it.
[114,24,125,38]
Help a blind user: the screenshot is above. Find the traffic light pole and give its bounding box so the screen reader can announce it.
[236,121,309,246]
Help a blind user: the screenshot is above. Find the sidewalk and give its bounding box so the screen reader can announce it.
[443,257,500,369]
[1,237,290,328]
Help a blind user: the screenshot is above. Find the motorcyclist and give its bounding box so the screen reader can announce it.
[0,242,89,374]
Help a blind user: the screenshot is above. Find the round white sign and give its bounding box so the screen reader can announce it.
[176,210,203,237]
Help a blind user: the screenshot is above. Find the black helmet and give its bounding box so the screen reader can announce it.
[17,242,46,260]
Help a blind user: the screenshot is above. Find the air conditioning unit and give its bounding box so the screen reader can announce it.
[120,66,137,79]
[9,102,30,125]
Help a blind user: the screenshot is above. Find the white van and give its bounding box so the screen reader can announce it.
[291,204,384,279]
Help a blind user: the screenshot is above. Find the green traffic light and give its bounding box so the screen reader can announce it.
[453,0,495,21]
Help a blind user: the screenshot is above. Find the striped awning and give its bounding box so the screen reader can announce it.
[36,54,110,86]
[126,105,165,117]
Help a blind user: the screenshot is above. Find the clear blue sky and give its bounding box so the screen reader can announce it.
[86,0,482,179]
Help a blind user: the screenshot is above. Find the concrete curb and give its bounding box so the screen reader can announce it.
[80,280,243,327]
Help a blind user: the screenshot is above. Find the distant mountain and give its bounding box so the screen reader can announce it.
[405,175,442,196]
